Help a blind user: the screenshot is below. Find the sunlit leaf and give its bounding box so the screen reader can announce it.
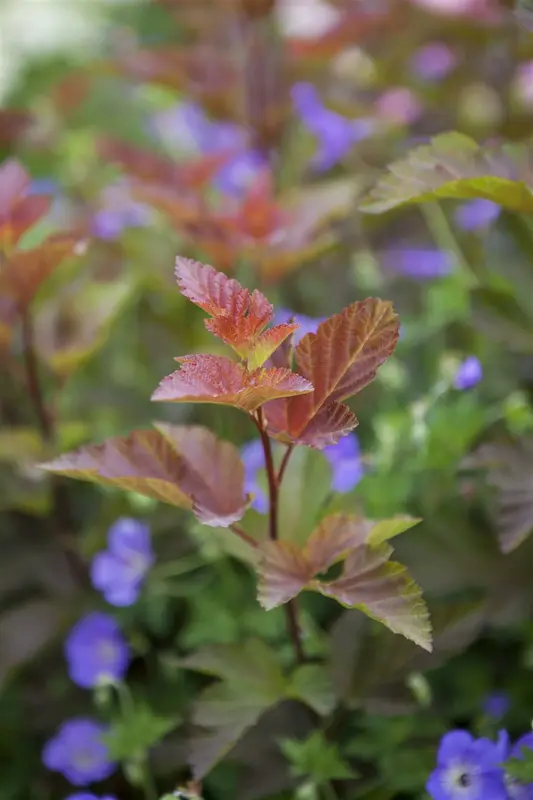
[264,299,399,447]
[317,546,431,651]
[257,514,431,650]
[361,133,533,214]
[366,516,422,547]
[175,256,298,365]
[152,354,312,412]
[40,425,250,527]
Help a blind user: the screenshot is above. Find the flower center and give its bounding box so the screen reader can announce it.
[74,749,97,770]
[444,763,477,796]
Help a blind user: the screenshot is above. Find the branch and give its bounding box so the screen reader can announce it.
[20,305,88,588]
[253,408,306,664]
[230,523,258,548]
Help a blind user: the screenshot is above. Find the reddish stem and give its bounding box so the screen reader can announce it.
[230,523,258,549]
[253,408,305,664]
[277,444,294,485]
[20,305,88,588]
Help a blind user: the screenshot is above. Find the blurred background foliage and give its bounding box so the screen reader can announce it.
[4,0,533,798]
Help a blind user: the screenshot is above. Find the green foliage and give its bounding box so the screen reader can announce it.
[279,731,356,783]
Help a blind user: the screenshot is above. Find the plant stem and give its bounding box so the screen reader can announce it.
[420,201,478,284]
[253,409,306,664]
[230,523,258,548]
[277,443,294,484]
[254,408,278,542]
[20,307,53,441]
[20,305,88,588]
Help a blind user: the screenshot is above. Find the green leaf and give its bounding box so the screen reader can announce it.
[279,731,356,783]
[505,749,533,783]
[360,133,533,214]
[105,703,177,761]
[287,664,336,717]
[366,516,422,547]
[181,640,287,778]
[471,286,533,353]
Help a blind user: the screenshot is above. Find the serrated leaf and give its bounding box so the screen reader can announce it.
[151,354,312,412]
[287,664,336,716]
[464,438,533,553]
[264,299,399,448]
[183,640,287,778]
[40,424,250,527]
[175,257,298,366]
[316,546,431,651]
[105,703,177,761]
[257,514,431,651]
[280,731,356,783]
[366,516,422,547]
[361,133,533,214]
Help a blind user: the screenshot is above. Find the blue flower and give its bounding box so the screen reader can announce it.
[496,730,533,800]
[482,692,510,720]
[381,247,453,279]
[91,518,154,606]
[454,356,482,390]
[454,199,500,231]
[66,794,117,800]
[323,433,364,493]
[150,101,266,197]
[426,730,507,800]
[291,82,374,172]
[42,718,116,786]
[241,439,268,514]
[91,183,151,241]
[64,612,131,689]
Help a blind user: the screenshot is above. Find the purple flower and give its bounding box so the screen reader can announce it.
[91,518,154,606]
[42,718,116,786]
[29,178,58,195]
[454,199,501,231]
[381,248,453,279]
[410,42,457,81]
[241,439,268,514]
[496,730,533,800]
[150,100,266,197]
[274,308,325,345]
[323,433,364,493]
[482,692,510,720]
[64,612,131,689]
[426,730,507,800]
[454,356,482,390]
[291,82,374,172]
[66,795,117,800]
[91,183,151,241]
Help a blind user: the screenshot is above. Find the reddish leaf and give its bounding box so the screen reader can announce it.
[0,110,33,146]
[257,514,431,651]
[98,138,230,192]
[151,354,312,413]
[40,425,250,527]
[317,547,431,652]
[175,257,297,365]
[264,299,399,448]
[0,237,78,308]
[0,159,52,249]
